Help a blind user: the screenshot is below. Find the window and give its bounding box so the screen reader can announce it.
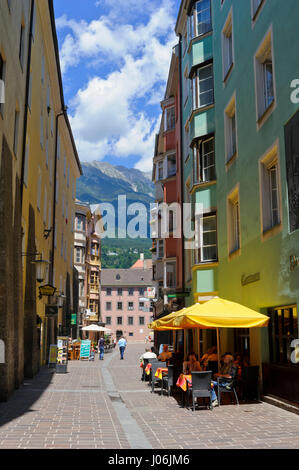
[193,136,216,184]
[255,29,275,122]
[117,317,123,325]
[224,94,237,162]
[75,247,83,264]
[106,316,111,325]
[40,113,44,148]
[128,302,134,311]
[139,302,145,310]
[106,288,112,296]
[76,214,85,232]
[129,332,134,337]
[195,213,218,263]
[222,12,234,80]
[19,24,25,69]
[252,0,265,19]
[128,288,134,296]
[13,110,20,155]
[106,302,112,311]
[284,109,299,232]
[0,54,6,115]
[139,317,145,326]
[184,127,190,161]
[192,64,214,110]
[227,187,240,255]
[189,0,212,39]
[128,317,134,325]
[157,160,163,180]
[165,262,176,288]
[90,272,98,285]
[167,154,176,177]
[37,169,42,211]
[259,144,281,234]
[117,288,123,296]
[157,239,164,259]
[89,300,98,313]
[139,288,145,296]
[268,305,298,364]
[164,106,175,131]
[43,188,47,224]
[41,54,45,84]
[117,302,123,311]
[24,137,29,187]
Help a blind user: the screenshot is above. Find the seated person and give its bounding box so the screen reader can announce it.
[183,352,202,374]
[139,348,157,364]
[211,354,238,407]
[140,348,157,381]
[157,344,172,363]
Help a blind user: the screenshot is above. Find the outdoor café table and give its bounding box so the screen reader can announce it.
[155,367,168,380]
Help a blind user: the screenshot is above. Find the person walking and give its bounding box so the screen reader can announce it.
[118,336,127,360]
[98,337,105,360]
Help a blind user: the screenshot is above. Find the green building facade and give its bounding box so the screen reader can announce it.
[175,0,299,402]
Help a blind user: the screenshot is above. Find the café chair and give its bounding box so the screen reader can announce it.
[151,361,166,394]
[190,371,213,411]
[161,365,174,397]
[217,375,239,406]
[142,358,150,382]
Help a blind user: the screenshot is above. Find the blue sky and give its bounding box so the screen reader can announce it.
[54,0,181,171]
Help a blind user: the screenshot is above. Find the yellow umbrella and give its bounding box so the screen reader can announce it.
[173,297,269,371]
[173,297,269,329]
[148,310,184,331]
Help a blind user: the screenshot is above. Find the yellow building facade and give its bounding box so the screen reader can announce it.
[0,0,82,400]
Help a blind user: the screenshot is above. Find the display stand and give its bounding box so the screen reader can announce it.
[56,336,69,373]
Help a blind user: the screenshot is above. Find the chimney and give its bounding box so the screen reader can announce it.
[140,253,144,269]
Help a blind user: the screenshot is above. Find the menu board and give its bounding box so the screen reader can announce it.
[80,340,91,360]
[57,337,69,366]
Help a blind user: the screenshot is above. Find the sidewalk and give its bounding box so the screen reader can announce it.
[0,342,298,449]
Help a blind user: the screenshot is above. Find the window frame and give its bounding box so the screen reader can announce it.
[192,62,214,111]
[189,0,212,40]
[195,212,218,264]
[193,134,216,185]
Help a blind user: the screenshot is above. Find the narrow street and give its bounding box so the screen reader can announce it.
[0,343,298,449]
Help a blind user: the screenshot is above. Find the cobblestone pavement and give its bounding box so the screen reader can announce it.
[0,342,298,449]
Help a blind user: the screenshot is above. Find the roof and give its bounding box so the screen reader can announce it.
[131,259,153,270]
[101,269,154,287]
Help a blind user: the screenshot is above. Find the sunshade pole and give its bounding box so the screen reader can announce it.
[216,328,220,373]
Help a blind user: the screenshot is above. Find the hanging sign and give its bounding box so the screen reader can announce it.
[39,284,56,297]
[45,305,58,317]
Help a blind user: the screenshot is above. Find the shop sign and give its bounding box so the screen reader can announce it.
[290,255,299,271]
[39,284,56,297]
[241,272,260,286]
[146,287,156,299]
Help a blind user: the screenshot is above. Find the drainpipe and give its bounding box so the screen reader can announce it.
[20,0,35,207]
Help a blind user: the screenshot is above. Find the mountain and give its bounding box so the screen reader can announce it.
[76,161,154,206]
[76,161,154,266]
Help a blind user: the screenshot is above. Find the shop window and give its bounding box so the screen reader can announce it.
[268,305,298,364]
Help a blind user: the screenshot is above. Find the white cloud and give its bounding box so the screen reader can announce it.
[58,1,177,171]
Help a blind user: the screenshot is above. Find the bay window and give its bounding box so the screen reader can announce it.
[193,135,216,184]
[189,0,212,40]
[192,63,214,110]
[195,213,218,264]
